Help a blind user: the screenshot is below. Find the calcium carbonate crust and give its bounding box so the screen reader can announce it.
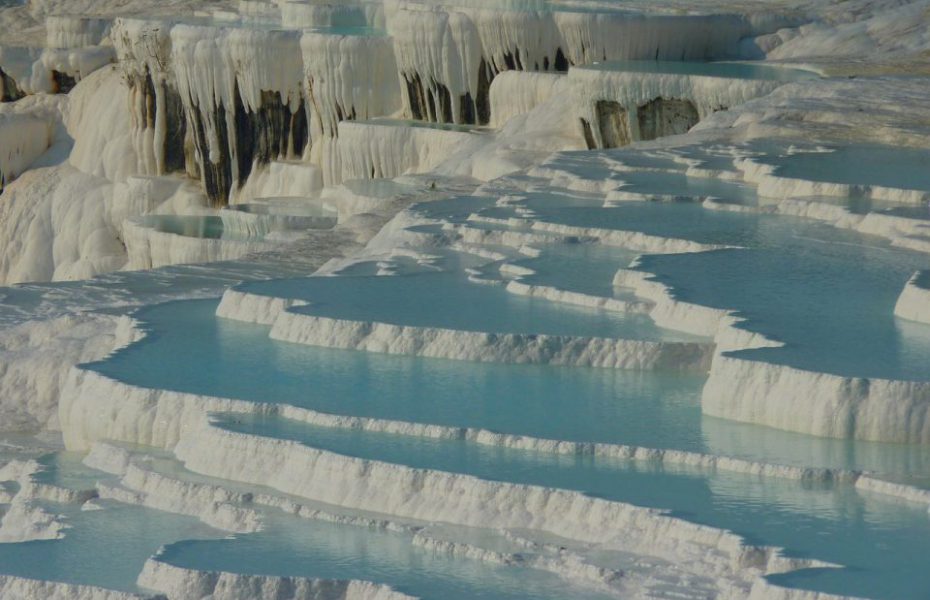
[0,576,158,600]
[138,559,415,600]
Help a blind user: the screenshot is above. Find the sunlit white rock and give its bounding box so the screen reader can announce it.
[895,271,930,325]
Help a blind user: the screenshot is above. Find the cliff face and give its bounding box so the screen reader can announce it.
[98,7,757,205]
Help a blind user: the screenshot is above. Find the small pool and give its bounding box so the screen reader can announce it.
[761,144,930,195]
[508,242,642,299]
[137,215,230,240]
[157,510,619,600]
[89,298,707,450]
[358,118,489,134]
[231,251,694,341]
[223,199,338,236]
[229,198,335,219]
[612,169,758,205]
[139,205,337,243]
[0,453,223,593]
[576,60,820,82]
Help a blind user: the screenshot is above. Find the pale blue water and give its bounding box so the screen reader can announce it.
[765,145,930,192]
[511,242,641,298]
[666,145,746,174]
[155,10,387,35]
[410,194,500,223]
[342,177,417,198]
[787,195,925,217]
[482,192,757,245]
[640,243,930,379]
[230,254,695,341]
[223,202,338,232]
[228,200,336,218]
[142,212,340,240]
[139,215,232,240]
[534,151,683,184]
[31,451,116,490]
[578,60,819,82]
[158,512,619,600]
[91,299,706,449]
[0,454,222,592]
[90,297,930,475]
[0,500,220,592]
[1,453,617,600]
[874,203,930,220]
[611,170,758,205]
[305,25,386,36]
[467,196,930,380]
[600,149,688,171]
[214,413,930,600]
[361,118,489,133]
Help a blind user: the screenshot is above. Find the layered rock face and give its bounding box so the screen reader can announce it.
[96,5,763,204]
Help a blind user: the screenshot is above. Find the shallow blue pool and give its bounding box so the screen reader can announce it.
[0,452,617,600]
[230,253,694,341]
[762,145,930,192]
[214,413,930,600]
[158,511,619,600]
[91,299,706,450]
[637,233,930,380]
[511,242,641,298]
[612,170,758,204]
[138,215,230,240]
[463,196,930,380]
[578,60,819,82]
[0,454,222,592]
[89,298,930,476]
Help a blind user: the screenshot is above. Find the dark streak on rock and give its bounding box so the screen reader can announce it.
[51,71,77,94]
[0,68,25,102]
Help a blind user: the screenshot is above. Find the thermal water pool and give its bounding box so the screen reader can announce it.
[578,60,820,82]
[759,145,930,195]
[226,251,699,342]
[0,453,223,593]
[456,195,930,381]
[90,299,707,450]
[507,242,643,299]
[155,512,624,600]
[210,412,930,599]
[137,216,230,240]
[0,451,623,600]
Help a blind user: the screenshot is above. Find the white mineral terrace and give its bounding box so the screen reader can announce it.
[2,0,930,598]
